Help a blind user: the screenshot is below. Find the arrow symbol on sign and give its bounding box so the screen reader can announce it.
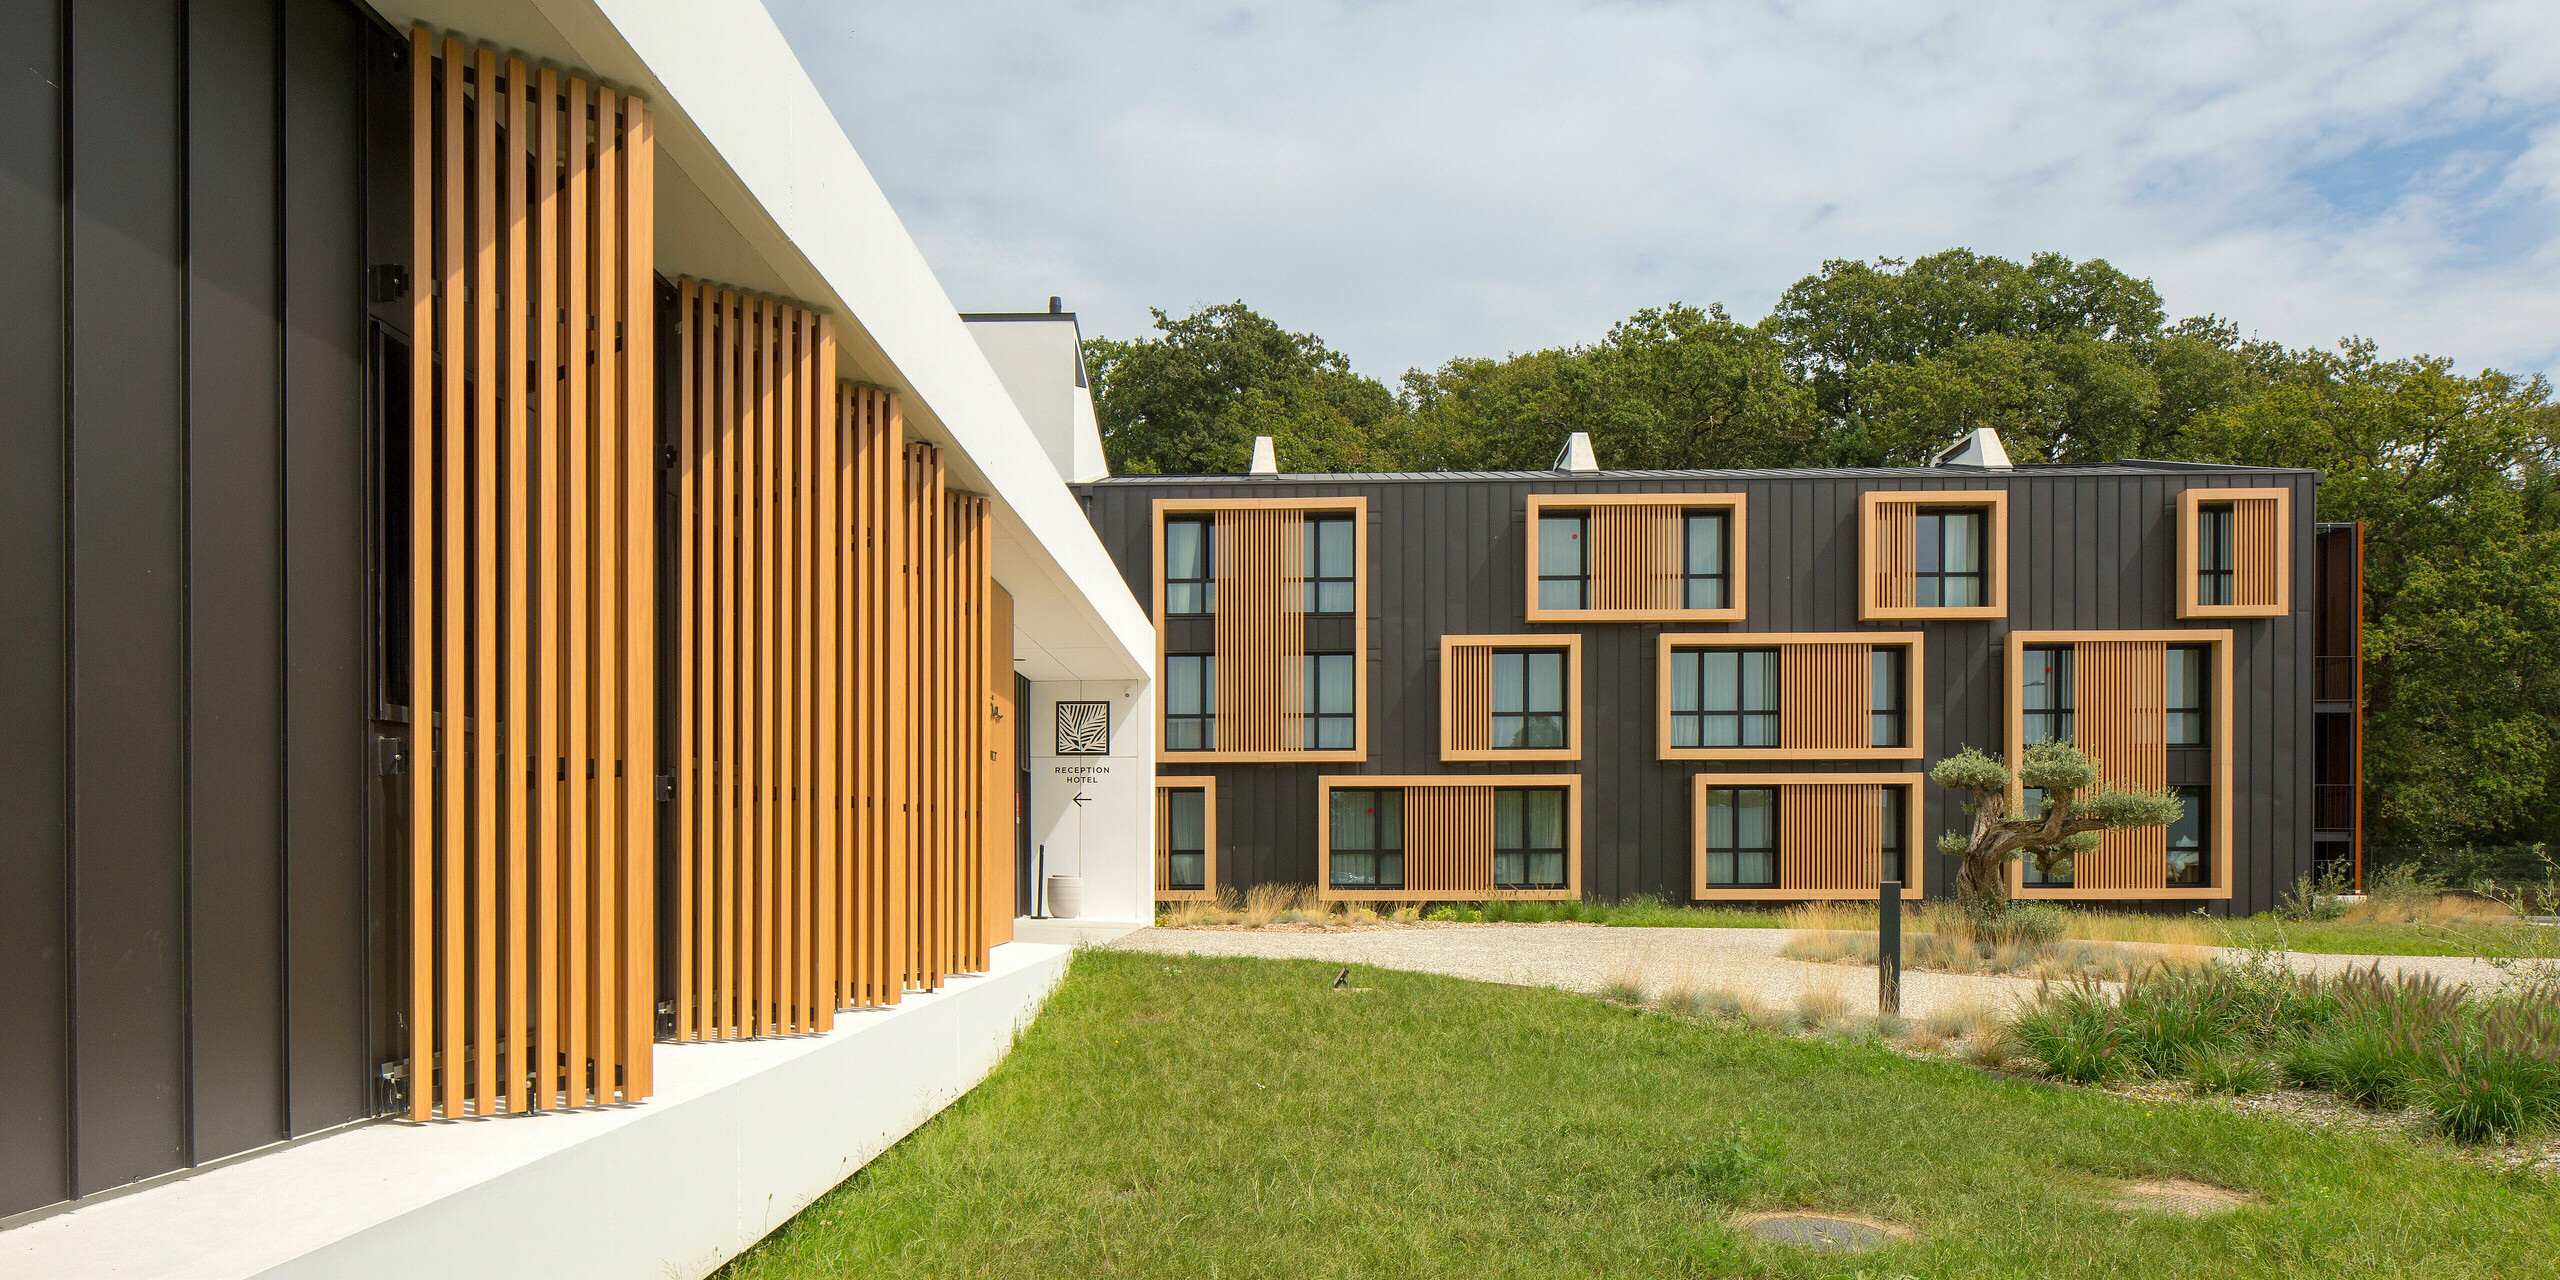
[1073,792,1091,807]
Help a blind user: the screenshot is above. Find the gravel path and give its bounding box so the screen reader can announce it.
[1111,925,2527,1020]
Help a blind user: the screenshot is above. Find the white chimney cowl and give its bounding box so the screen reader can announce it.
[1932,427,2013,470]
[1554,432,1600,473]
[1248,436,1279,476]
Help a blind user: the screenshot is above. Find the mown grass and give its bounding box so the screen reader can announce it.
[718,950,2559,1280]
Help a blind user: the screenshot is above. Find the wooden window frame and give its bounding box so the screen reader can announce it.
[1858,489,2009,621]
[2177,487,2289,619]
[1441,633,1583,762]
[1655,632,1926,761]
[1523,493,1748,623]
[1155,777,1218,903]
[1152,496,1368,763]
[2003,629,2234,901]
[1686,772,1927,901]
[1316,775,1582,902]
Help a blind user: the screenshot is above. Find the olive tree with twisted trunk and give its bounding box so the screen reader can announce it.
[1930,742,2186,914]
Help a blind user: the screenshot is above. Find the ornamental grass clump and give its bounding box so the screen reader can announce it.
[2005,982,2130,1084]
[2186,1050,2276,1096]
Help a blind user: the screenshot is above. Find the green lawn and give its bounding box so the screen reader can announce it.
[2206,916,2527,958]
[719,951,2557,1280]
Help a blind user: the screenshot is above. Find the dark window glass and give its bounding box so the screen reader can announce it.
[1916,508,1988,607]
[2167,645,2208,745]
[1490,649,1567,750]
[1165,654,1216,750]
[1538,513,1588,611]
[1166,517,1215,615]
[2198,504,2235,606]
[1304,515,1356,614]
[1304,652,1357,749]
[2022,646,2074,745]
[2166,785,2208,886]
[1669,648,1778,748]
[1683,510,1730,610]
[1494,788,1569,889]
[1165,789,1207,891]
[1879,786,1906,887]
[1704,787,1778,887]
[1329,788,1404,889]
[1871,647,1907,748]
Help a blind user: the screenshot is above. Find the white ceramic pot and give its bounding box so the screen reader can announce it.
[1045,875,1085,920]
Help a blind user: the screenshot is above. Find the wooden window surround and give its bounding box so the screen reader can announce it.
[2003,630,2234,901]
[1523,493,1747,622]
[1687,773,1925,901]
[1655,633,1925,761]
[1316,775,1582,902]
[1155,777,1218,902]
[2178,487,2289,619]
[1441,634,1583,762]
[1859,490,2009,621]
[1152,497,1368,763]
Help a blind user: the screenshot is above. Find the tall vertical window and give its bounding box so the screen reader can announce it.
[1164,790,1207,891]
[1303,652,1357,749]
[1682,510,1730,610]
[2022,646,2074,744]
[1916,508,1988,607]
[1490,650,1567,750]
[1304,515,1356,614]
[1669,649,1778,748]
[1494,788,1569,889]
[2166,785,2208,886]
[1165,654,1215,750]
[2166,645,2208,745]
[1879,787,1907,887]
[2197,503,2235,606]
[1703,787,1778,887]
[1537,513,1588,611]
[1871,647,1908,748]
[1328,788,1404,889]
[1165,517,1214,615]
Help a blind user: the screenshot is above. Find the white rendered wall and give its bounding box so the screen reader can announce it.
[1025,681,1157,923]
[964,317,1111,485]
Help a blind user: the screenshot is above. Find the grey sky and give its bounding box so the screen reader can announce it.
[771,1,2560,384]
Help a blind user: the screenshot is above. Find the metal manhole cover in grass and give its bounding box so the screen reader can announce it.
[1741,1215,1892,1252]
[2109,1178,2251,1217]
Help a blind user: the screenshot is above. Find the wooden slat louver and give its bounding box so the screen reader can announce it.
[1872,501,1918,612]
[2067,640,2167,890]
[1778,643,1867,753]
[2236,496,2282,610]
[1449,646,1491,754]
[1212,509,1307,753]
[406,32,654,1117]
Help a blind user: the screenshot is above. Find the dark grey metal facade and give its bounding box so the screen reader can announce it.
[0,0,404,1220]
[1076,462,2320,918]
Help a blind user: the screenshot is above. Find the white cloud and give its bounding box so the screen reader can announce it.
[771,0,2560,382]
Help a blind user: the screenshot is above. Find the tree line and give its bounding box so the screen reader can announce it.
[1085,250,2560,852]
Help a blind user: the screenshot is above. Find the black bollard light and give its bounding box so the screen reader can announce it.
[1878,879,1903,1017]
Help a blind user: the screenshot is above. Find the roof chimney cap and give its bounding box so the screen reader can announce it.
[1048,295,1063,314]
[1248,435,1279,476]
[1553,431,1600,473]
[1932,427,2013,470]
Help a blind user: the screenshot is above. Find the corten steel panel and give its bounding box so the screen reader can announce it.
[1078,466,2317,915]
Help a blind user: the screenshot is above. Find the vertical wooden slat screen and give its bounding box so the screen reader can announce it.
[1777,784,1884,892]
[1402,786,1495,896]
[1778,643,1867,752]
[1871,501,1919,612]
[1450,646,1491,753]
[2071,641,2167,890]
[987,584,1016,945]
[1212,509,1307,753]
[1590,505,1684,611]
[844,385,905,1010]
[406,32,653,1117]
[2236,496,2281,610]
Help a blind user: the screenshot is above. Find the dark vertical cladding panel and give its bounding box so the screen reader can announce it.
[186,0,287,1165]
[281,0,372,1135]
[0,0,71,1221]
[70,0,191,1194]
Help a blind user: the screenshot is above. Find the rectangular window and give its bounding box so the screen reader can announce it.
[1879,786,1906,887]
[1303,652,1357,750]
[2166,785,2207,886]
[1164,790,1206,891]
[1537,513,1588,611]
[1165,654,1216,750]
[1871,647,1907,748]
[1494,788,1569,889]
[1304,514,1356,615]
[1328,788,1404,889]
[1682,510,1730,611]
[1703,787,1778,887]
[2022,646,2074,745]
[2197,504,2235,607]
[1669,648,1778,748]
[2166,644,2208,746]
[1166,517,1214,615]
[1490,649,1567,750]
[1916,508,1988,608]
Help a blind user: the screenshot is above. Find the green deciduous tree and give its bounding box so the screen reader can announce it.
[1929,743,2186,914]
[1087,302,1403,476]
